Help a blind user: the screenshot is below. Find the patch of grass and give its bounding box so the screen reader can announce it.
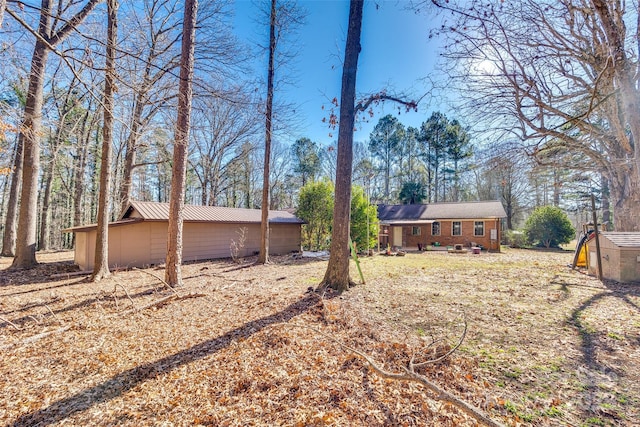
[582,417,606,426]
[353,250,638,425]
[577,384,590,392]
[526,391,548,400]
[504,368,523,379]
[543,406,563,417]
[532,357,563,373]
[615,392,631,405]
[503,400,535,422]
[477,348,497,369]
[607,331,624,340]
[504,397,566,422]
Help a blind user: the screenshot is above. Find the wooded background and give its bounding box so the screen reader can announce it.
[1,0,638,255]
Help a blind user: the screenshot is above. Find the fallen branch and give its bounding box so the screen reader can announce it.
[49,270,92,279]
[283,320,504,427]
[0,315,22,330]
[119,292,207,316]
[411,314,467,368]
[44,304,64,325]
[133,267,180,296]
[131,294,176,313]
[111,282,136,310]
[0,325,75,351]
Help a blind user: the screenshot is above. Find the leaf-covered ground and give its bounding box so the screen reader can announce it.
[0,248,638,426]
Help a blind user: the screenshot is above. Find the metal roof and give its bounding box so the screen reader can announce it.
[378,201,507,223]
[601,232,640,248]
[123,201,304,224]
[63,218,143,233]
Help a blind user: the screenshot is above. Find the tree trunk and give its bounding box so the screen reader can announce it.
[601,175,611,229]
[39,124,67,250]
[92,0,118,282]
[608,164,640,232]
[1,136,23,257]
[257,0,277,265]
[11,0,100,269]
[72,109,93,232]
[165,0,197,287]
[118,90,147,214]
[119,133,137,214]
[319,0,363,292]
[591,0,640,198]
[38,152,55,251]
[11,38,49,269]
[0,0,5,27]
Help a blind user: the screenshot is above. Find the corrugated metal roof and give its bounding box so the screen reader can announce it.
[124,201,304,224]
[601,232,640,248]
[62,218,143,233]
[378,201,507,222]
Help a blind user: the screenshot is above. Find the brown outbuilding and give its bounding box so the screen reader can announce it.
[65,201,304,271]
[587,232,640,283]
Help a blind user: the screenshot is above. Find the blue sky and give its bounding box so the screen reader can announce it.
[233,0,444,145]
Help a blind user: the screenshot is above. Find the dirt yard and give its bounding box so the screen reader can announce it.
[1,249,638,426]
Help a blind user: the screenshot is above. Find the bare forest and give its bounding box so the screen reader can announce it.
[1,0,640,425]
[2,1,638,259]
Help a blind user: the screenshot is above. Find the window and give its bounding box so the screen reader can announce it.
[412,226,421,236]
[452,221,462,236]
[431,222,440,236]
[474,221,485,236]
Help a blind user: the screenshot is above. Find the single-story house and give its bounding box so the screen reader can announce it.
[377,201,507,252]
[586,232,640,283]
[65,201,304,271]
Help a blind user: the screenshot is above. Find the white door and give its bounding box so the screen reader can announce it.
[393,226,403,247]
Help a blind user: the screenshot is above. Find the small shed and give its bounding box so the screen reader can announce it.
[587,232,640,283]
[65,201,304,271]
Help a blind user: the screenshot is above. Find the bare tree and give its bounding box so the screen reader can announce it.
[116,0,245,214]
[189,93,260,206]
[318,2,419,291]
[473,143,531,229]
[224,142,259,208]
[269,140,295,209]
[318,0,364,292]
[116,0,183,215]
[38,72,86,251]
[257,0,277,265]
[1,137,22,257]
[428,0,640,231]
[92,0,118,281]
[6,0,101,269]
[165,0,198,287]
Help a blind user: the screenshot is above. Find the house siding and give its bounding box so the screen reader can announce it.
[74,232,89,269]
[150,222,167,261]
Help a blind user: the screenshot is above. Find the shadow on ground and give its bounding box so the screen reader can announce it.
[11,292,324,427]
